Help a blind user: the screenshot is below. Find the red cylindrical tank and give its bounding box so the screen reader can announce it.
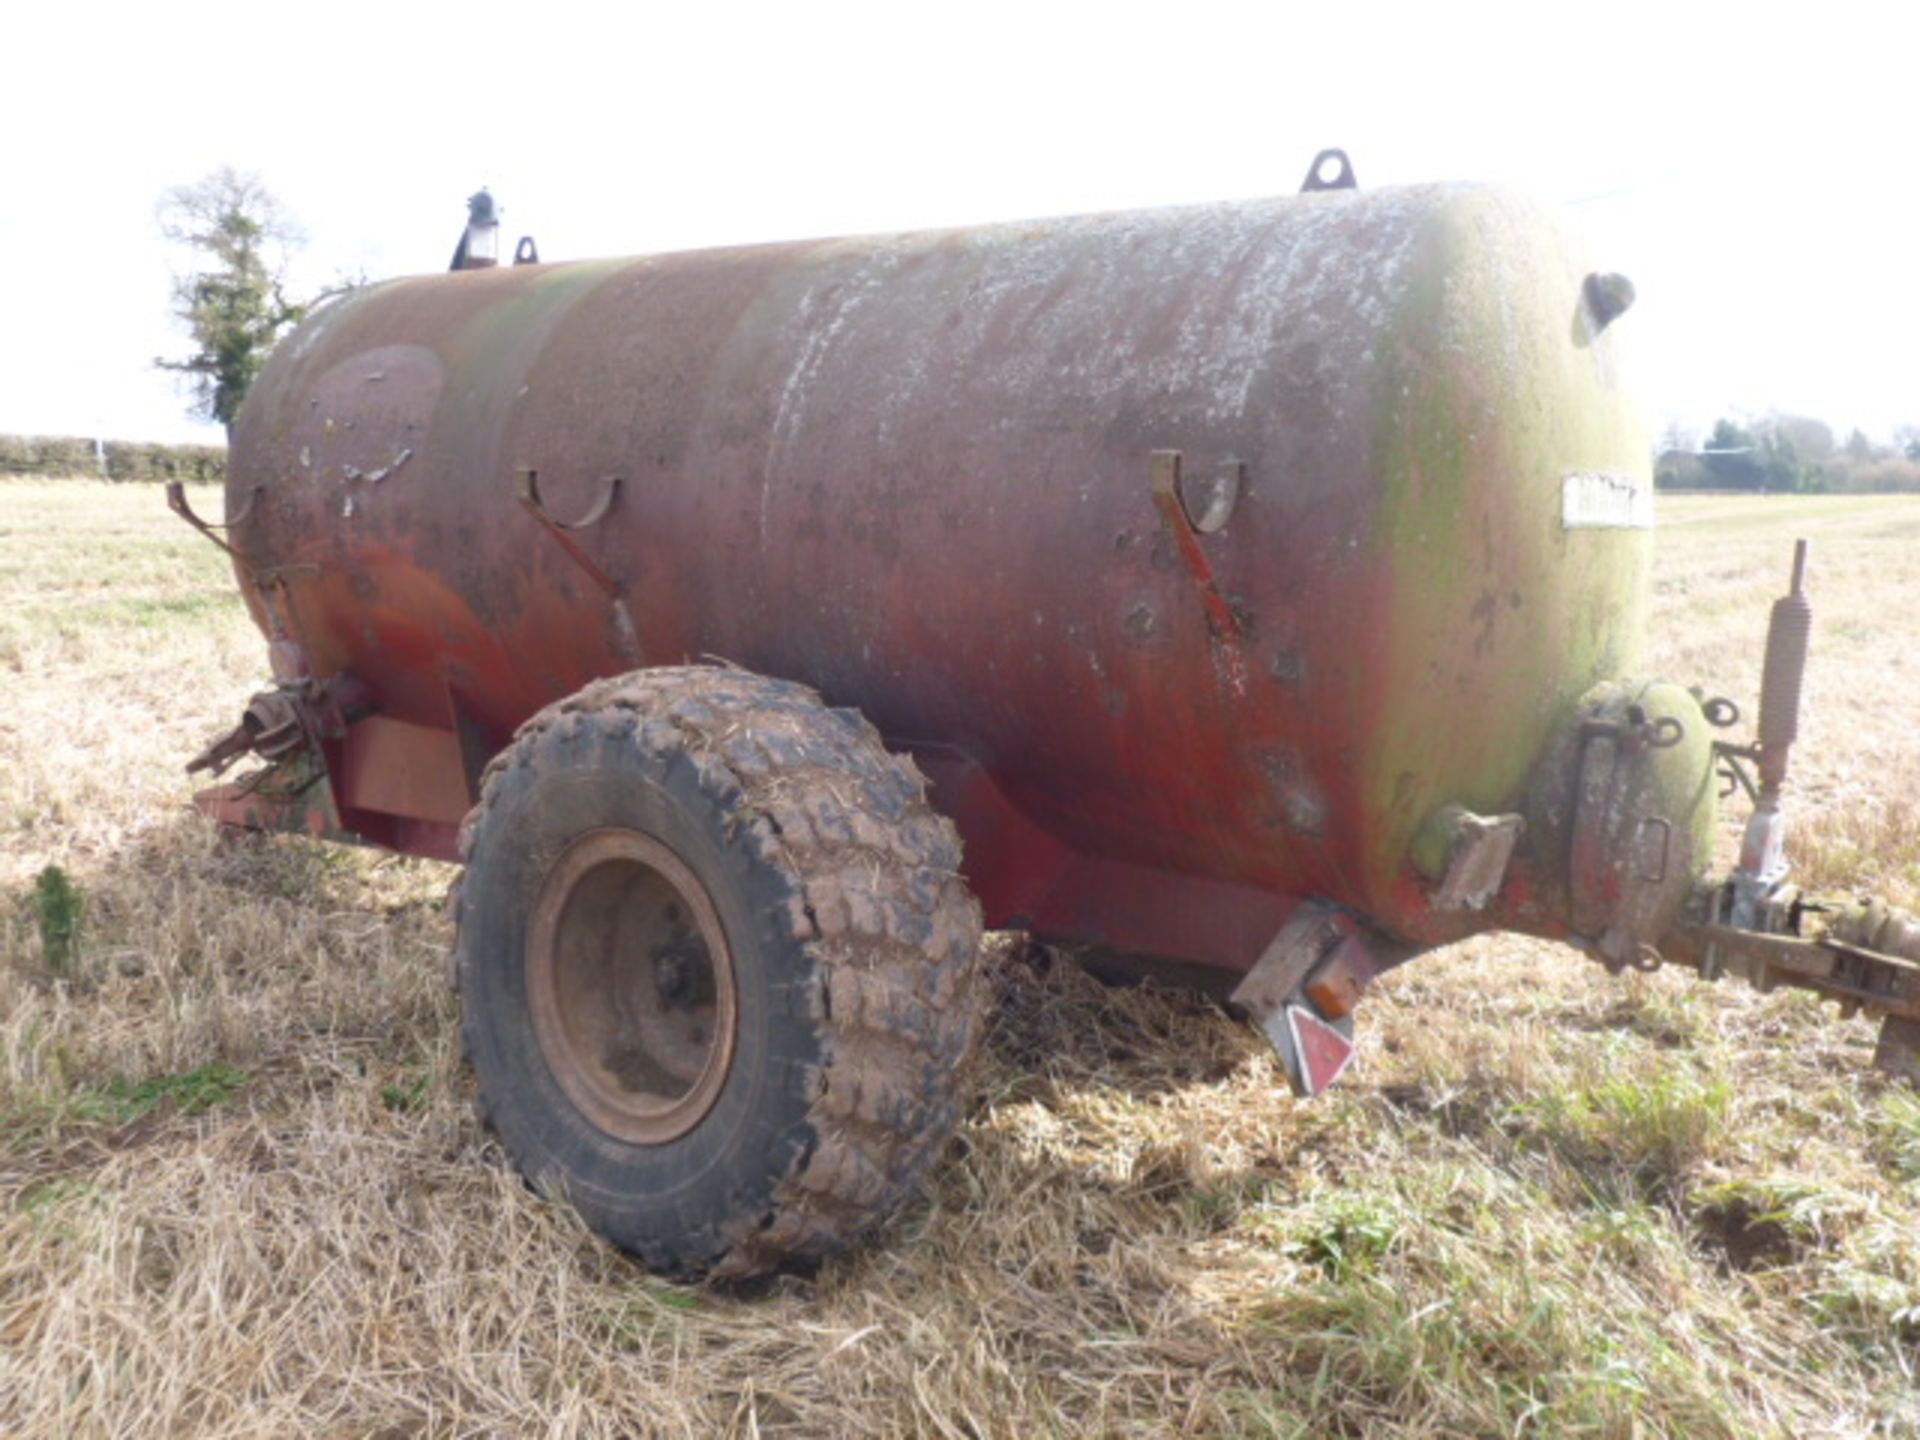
[225,181,1653,971]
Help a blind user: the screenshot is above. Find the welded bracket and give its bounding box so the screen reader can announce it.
[1423,806,1525,912]
[1231,903,1381,1097]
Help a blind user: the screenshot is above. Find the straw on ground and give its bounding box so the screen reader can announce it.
[2,481,1918,1437]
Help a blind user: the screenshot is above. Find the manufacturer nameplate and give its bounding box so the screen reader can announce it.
[1561,471,1653,530]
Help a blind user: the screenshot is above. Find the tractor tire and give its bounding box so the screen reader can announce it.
[453,667,983,1279]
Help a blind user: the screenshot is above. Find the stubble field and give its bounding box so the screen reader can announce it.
[2,480,1919,1437]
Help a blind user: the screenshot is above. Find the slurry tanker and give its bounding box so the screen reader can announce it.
[170,152,1920,1277]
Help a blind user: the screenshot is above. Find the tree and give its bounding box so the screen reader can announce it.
[1705,417,1752,452]
[1755,427,1805,493]
[155,168,306,428]
[1656,418,1697,457]
[1746,415,1827,492]
[1691,416,1825,493]
[1700,418,1762,490]
[1769,413,1834,467]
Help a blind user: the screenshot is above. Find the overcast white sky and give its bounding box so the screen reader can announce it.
[2,2,1913,446]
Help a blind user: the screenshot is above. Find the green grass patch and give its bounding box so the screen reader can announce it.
[30,864,82,973]
[0,1062,251,1152]
[1872,1088,1920,1182]
[1284,1191,1404,1281]
[18,1175,100,1217]
[1513,1065,1732,1199]
[379,1072,432,1113]
[16,590,237,632]
[1249,1241,1743,1436]
[69,1062,250,1127]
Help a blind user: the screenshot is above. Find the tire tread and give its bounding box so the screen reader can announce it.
[453,666,983,1278]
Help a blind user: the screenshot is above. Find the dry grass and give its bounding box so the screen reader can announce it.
[3,480,1920,1437]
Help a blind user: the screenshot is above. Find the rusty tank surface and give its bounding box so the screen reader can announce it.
[171,154,1920,1277]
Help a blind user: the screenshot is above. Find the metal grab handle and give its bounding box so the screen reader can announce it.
[167,481,261,555]
[1149,450,1245,641]
[516,469,623,597]
[517,469,620,530]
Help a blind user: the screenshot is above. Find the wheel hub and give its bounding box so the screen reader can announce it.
[526,829,738,1144]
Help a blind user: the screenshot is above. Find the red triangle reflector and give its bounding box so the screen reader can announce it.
[1286,1004,1357,1097]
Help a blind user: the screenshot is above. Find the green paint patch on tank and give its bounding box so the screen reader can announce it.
[447,259,628,361]
[435,260,631,449]
[1358,186,1653,923]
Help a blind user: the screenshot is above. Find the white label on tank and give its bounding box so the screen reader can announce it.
[1561,471,1653,529]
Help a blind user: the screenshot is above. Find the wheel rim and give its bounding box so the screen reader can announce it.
[526,829,738,1145]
